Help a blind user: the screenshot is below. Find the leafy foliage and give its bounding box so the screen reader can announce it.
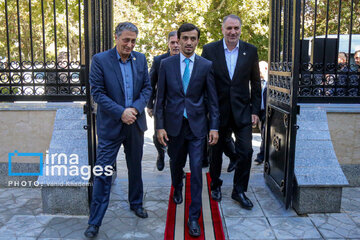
[3,0,358,65]
[301,0,359,38]
[0,0,83,63]
[113,0,270,61]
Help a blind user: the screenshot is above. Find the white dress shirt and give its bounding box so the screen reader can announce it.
[223,38,239,80]
[261,80,267,110]
[180,52,195,79]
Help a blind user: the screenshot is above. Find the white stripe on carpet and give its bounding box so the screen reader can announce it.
[202,173,215,240]
[174,178,185,240]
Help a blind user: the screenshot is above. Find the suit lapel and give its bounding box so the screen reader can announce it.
[217,40,231,82]
[174,55,184,96]
[232,40,247,81]
[111,47,125,93]
[131,54,138,96]
[186,54,199,94]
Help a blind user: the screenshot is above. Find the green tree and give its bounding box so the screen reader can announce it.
[203,0,269,60]
[0,0,83,64]
[1,0,270,65]
[113,0,270,62]
[302,0,360,38]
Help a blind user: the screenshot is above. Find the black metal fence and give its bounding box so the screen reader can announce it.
[266,0,301,208]
[298,0,360,103]
[268,0,297,111]
[0,0,86,101]
[83,0,113,205]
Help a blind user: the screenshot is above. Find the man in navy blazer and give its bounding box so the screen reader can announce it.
[147,31,179,171]
[155,23,219,237]
[84,22,151,238]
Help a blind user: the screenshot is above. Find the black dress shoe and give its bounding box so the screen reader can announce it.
[84,225,99,238]
[130,206,148,218]
[227,158,239,172]
[211,187,221,202]
[173,188,183,204]
[156,153,165,171]
[231,191,253,209]
[187,219,201,237]
[254,157,264,165]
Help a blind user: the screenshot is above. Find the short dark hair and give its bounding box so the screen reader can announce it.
[168,31,177,41]
[177,23,200,39]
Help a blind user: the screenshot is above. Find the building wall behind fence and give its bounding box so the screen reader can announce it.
[327,112,360,186]
[0,110,56,164]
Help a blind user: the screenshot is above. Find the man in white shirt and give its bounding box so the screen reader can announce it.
[202,14,261,209]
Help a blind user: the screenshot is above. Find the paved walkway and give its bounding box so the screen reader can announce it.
[0,116,359,239]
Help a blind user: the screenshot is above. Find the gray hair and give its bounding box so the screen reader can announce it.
[168,31,177,41]
[222,14,242,27]
[115,22,138,37]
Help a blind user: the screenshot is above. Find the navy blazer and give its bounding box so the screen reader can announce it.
[90,47,152,140]
[202,39,261,128]
[147,52,171,109]
[155,54,219,138]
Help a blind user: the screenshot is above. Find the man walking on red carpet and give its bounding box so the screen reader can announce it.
[155,23,219,237]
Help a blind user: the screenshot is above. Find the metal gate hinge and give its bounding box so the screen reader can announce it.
[264,162,270,175]
[83,104,88,114]
[83,104,94,114]
[280,180,285,192]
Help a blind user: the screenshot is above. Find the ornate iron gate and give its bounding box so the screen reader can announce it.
[84,0,113,204]
[264,0,301,208]
[0,0,113,206]
[297,0,360,103]
[265,0,360,208]
[0,0,87,101]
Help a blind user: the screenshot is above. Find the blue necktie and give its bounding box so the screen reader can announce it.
[183,58,190,118]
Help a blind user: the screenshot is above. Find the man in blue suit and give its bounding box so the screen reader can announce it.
[84,22,151,238]
[155,23,219,237]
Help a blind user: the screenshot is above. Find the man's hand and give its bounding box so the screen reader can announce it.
[252,114,259,126]
[147,108,153,118]
[157,129,169,147]
[208,130,219,146]
[121,108,138,125]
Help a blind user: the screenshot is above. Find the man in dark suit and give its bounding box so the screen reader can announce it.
[84,22,152,238]
[155,23,219,237]
[147,31,179,171]
[202,14,261,209]
[255,61,268,165]
[204,129,238,172]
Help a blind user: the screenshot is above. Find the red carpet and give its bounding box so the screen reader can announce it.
[164,173,225,240]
